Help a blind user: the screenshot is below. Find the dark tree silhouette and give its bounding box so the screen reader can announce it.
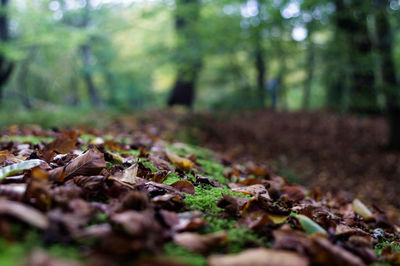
[168,0,202,107]
[0,0,14,104]
[373,0,400,149]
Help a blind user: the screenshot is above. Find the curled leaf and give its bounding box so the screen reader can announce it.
[232,184,270,199]
[0,199,49,229]
[171,180,195,195]
[208,248,308,266]
[294,214,327,236]
[352,198,373,219]
[174,231,227,253]
[166,150,194,171]
[0,159,43,181]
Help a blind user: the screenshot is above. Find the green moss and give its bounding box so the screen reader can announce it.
[197,158,227,185]
[162,243,207,266]
[164,142,212,160]
[117,149,140,156]
[163,172,182,185]
[0,135,54,145]
[203,217,236,232]
[80,134,97,143]
[226,226,270,253]
[183,185,241,215]
[140,159,157,172]
[374,240,400,256]
[0,232,82,266]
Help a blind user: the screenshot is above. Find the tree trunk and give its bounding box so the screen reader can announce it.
[80,44,103,107]
[373,0,400,149]
[168,0,202,107]
[255,37,266,108]
[0,0,13,104]
[302,22,316,110]
[334,0,377,113]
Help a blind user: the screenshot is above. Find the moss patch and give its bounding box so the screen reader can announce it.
[163,243,207,266]
[0,232,82,266]
[0,135,54,145]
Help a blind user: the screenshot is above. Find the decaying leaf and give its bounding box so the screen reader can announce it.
[174,231,227,253]
[120,162,140,184]
[43,131,77,154]
[208,248,309,266]
[149,170,170,183]
[149,155,175,171]
[51,148,106,182]
[311,236,366,266]
[0,199,49,229]
[232,184,270,199]
[170,180,195,195]
[0,159,43,181]
[165,150,194,171]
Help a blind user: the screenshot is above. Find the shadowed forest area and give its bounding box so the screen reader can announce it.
[1,0,400,265]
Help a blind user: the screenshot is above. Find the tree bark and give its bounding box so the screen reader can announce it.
[254,35,266,108]
[302,24,315,110]
[373,0,400,149]
[0,0,13,104]
[78,2,103,108]
[80,44,103,107]
[168,0,202,107]
[334,0,377,113]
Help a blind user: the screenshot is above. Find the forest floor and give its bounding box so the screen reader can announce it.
[120,110,400,220]
[0,109,399,266]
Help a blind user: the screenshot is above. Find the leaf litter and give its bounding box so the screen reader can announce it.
[0,126,399,265]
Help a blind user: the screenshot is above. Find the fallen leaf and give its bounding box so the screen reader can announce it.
[352,199,373,220]
[208,248,308,266]
[281,185,306,201]
[232,184,270,199]
[0,159,43,181]
[53,148,106,182]
[170,180,195,195]
[174,231,227,253]
[165,150,194,171]
[120,162,140,184]
[294,214,327,236]
[0,199,49,229]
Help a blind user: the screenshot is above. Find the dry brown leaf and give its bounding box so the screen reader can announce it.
[208,248,309,266]
[232,184,270,199]
[311,236,366,266]
[0,199,49,229]
[120,162,139,184]
[174,231,227,253]
[170,180,195,195]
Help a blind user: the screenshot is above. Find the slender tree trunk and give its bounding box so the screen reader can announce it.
[255,36,266,108]
[334,0,377,113]
[17,47,38,109]
[80,44,102,107]
[78,2,103,108]
[302,23,315,110]
[373,0,400,149]
[168,0,202,107]
[0,0,13,104]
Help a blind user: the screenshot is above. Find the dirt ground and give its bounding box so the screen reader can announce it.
[121,110,400,219]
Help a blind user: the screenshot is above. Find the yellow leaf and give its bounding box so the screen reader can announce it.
[165,150,194,171]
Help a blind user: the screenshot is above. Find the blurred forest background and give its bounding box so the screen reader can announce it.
[1,0,400,213]
[0,0,400,146]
